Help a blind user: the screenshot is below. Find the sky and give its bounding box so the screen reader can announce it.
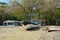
[0,0,21,3]
[0,0,10,3]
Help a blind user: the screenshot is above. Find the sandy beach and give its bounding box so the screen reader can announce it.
[0,26,60,40]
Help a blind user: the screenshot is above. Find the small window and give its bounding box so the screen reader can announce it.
[8,23,13,25]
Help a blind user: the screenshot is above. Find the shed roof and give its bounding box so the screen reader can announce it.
[3,20,20,23]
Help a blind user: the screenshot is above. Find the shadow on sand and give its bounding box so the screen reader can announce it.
[26,27,40,31]
[48,30,60,32]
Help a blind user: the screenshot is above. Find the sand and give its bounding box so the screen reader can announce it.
[0,26,44,40]
[0,26,60,40]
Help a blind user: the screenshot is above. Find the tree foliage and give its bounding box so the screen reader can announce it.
[0,0,60,25]
[0,2,7,25]
[5,1,25,20]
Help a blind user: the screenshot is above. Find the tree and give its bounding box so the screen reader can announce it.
[23,0,57,25]
[5,1,25,20]
[0,2,7,25]
[9,0,59,25]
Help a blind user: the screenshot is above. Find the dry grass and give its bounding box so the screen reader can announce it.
[0,26,60,40]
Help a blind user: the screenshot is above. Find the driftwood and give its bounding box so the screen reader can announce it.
[47,26,60,32]
[40,26,60,32]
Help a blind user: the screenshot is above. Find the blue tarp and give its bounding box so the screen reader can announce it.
[32,22,40,25]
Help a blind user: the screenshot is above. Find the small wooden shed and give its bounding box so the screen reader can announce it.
[3,20,21,26]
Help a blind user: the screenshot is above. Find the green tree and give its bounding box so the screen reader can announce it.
[0,2,7,25]
[5,1,25,20]
[23,0,57,25]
